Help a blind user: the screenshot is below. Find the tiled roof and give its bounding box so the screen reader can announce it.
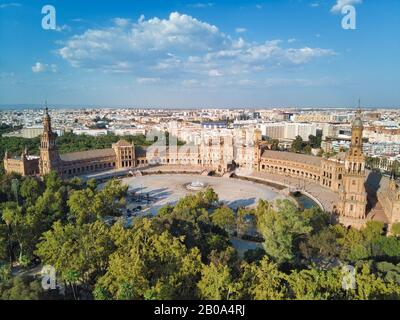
[112,139,132,147]
[261,150,322,167]
[327,152,346,162]
[60,148,115,162]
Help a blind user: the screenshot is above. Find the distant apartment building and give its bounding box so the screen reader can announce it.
[363,142,400,157]
[321,140,351,154]
[364,123,400,143]
[72,128,146,136]
[3,127,64,138]
[72,129,109,136]
[201,121,228,129]
[112,128,146,136]
[257,123,285,140]
[293,112,353,123]
[257,122,318,141]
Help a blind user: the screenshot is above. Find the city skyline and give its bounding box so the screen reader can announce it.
[1,0,399,107]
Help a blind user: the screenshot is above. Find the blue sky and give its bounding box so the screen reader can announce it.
[0,0,399,108]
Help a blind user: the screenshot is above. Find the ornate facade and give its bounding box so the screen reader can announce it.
[337,110,368,226]
[3,107,400,229]
[5,108,137,178]
[4,148,40,176]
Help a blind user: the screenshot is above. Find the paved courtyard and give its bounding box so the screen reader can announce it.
[122,174,287,215]
[236,170,339,213]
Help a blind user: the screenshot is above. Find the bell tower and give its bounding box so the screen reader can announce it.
[337,104,367,221]
[39,104,60,175]
[253,129,262,172]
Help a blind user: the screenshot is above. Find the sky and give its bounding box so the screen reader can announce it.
[0,0,399,108]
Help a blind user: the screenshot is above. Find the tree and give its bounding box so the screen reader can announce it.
[291,136,304,153]
[211,206,235,235]
[391,223,400,237]
[86,178,97,191]
[0,225,8,263]
[0,276,44,300]
[203,187,219,208]
[269,139,280,151]
[153,189,230,260]
[335,225,369,262]
[376,262,400,285]
[197,263,237,300]
[91,179,128,217]
[67,188,96,224]
[308,134,322,148]
[20,177,43,206]
[239,257,287,300]
[237,207,254,237]
[362,221,385,242]
[372,236,400,258]
[304,145,312,155]
[1,202,26,263]
[256,200,312,264]
[299,226,341,265]
[68,177,84,190]
[301,207,331,234]
[351,264,400,300]
[95,219,202,300]
[35,220,114,298]
[34,188,65,224]
[43,171,62,192]
[287,267,344,300]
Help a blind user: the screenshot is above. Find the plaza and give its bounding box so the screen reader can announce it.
[122,174,287,216]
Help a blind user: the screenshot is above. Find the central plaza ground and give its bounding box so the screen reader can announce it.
[122,174,287,215]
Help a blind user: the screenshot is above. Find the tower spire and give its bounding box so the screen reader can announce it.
[357,99,362,115]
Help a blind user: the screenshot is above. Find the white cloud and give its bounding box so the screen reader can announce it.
[137,77,161,84]
[113,18,131,27]
[331,0,362,13]
[31,62,57,73]
[0,2,21,9]
[188,3,214,8]
[57,12,335,80]
[235,27,246,33]
[310,3,320,8]
[208,69,223,77]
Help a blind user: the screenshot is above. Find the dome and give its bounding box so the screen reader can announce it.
[353,117,363,128]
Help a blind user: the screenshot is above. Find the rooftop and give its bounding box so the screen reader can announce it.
[112,139,133,147]
[261,150,322,167]
[60,148,115,162]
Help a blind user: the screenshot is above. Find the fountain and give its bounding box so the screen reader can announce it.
[186,180,208,191]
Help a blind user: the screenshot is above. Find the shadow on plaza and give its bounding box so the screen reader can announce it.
[129,187,172,201]
[225,197,257,209]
